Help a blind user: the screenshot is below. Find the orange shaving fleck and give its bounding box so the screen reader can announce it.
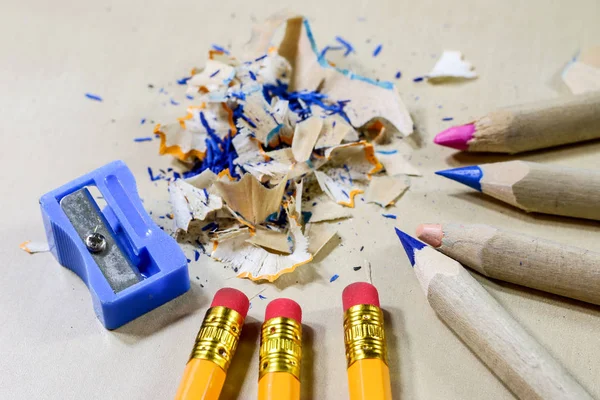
[236,255,314,283]
[337,189,364,208]
[154,124,205,162]
[362,142,383,176]
[19,241,32,254]
[209,50,225,59]
[218,168,237,181]
[221,103,238,137]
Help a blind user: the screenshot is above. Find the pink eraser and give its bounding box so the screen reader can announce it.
[265,298,302,323]
[342,282,381,312]
[211,288,250,319]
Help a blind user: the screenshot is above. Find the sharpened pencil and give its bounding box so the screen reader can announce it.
[417,223,600,305]
[437,161,600,220]
[395,228,594,400]
[434,92,600,153]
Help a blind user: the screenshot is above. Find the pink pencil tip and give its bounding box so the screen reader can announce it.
[433,123,475,151]
[416,224,443,248]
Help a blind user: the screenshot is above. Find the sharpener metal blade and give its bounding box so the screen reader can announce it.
[60,188,141,293]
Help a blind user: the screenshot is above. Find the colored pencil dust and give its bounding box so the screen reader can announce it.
[342,282,392,400]
[433,92,600,153]
[175,288,249,400]
[258,298,302,400]
[395,228,593,400]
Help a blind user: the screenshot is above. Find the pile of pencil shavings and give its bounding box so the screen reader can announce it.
[154,13,421,282]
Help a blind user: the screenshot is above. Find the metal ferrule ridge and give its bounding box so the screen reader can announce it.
[343,304,388,367]
[259,316,302,380]
[189,306,244,371]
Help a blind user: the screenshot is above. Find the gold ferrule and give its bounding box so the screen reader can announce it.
[189,306,244,371]
[343,304,388,367]
[259,317,302,380]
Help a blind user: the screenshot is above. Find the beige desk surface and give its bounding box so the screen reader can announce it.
[2,0,600,399]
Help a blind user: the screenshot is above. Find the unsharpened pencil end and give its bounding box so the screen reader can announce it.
[395,228,426,266]
[342,282,381,312]
[416,224,443,247]
[436,166,483,191]
[433,123,476,151]
[265,298,302,323]
[211,288,250,319]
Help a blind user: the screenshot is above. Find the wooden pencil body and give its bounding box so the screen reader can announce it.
[471,92,600,153]
[481,161,600,220]
[414,248,593,400]
[438,223,600,305]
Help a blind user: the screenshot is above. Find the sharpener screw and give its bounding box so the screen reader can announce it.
[85,232,107,253]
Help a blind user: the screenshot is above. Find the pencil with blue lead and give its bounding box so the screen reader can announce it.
[395,228,593,400]
[436,160,600,221]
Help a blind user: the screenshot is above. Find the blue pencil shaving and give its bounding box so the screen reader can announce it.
[140,118,146,125]
[147,167,163,182]
[255,54,267,62]
[230,91,246,101]
[319,45,344,60]
[248,70,257,81]
[202,222,218,232]
[85,93,103,101]
[211,44,230,54]
[343,164,353,185]
[382,214,397,219]
[186,94,194,100]
[258,294,267,300]
[395,71,402,79]
[195,239,206,254]
[330,274,340,282]
[301,211,312,223]
[182,111,240,179]
[187,258,191,263]
[177,76,191,85]
[263,80,350,123]
[342,190,349,198]
[134,137,153,142]
[209,69,221,78]
[194,250,200,262]
[413,77,424,82]
[334,36,355,56]
[442,117,454,121]
[376,149,398,155]
[170,98,180,106]
[373,44,383,57]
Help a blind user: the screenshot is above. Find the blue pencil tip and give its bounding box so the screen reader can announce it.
[395,228,426,266]
[435,166,483,191]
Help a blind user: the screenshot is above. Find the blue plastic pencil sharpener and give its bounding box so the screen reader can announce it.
[40,160,190,329]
